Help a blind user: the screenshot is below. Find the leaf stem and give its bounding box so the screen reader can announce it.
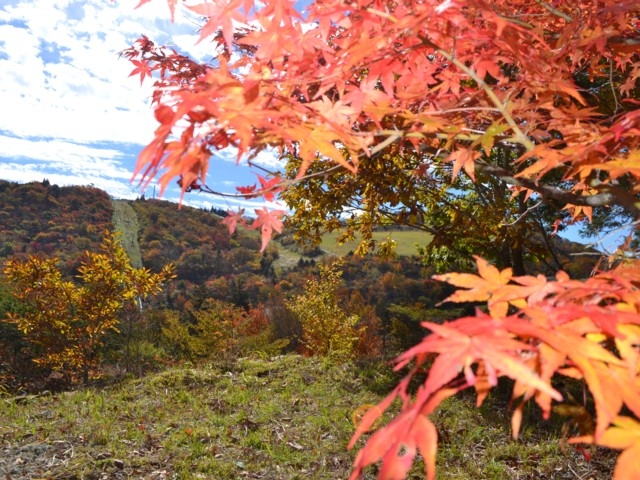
[436,50,536,152]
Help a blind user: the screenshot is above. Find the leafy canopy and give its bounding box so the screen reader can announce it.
[4,231,174,383]
[120,0,640,478]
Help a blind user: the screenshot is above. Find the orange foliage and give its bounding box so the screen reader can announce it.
[120,0,640,478]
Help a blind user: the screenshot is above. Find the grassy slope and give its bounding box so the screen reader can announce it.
[272,244,312,271]
[319,230,432,257]
[111,199,143,268]
[272,229,433,271]
[0,356,614,480]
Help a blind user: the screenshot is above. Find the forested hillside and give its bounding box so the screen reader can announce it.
[0,179,600,391]
[0,180,597,297]
[0,180,269,285]
[0,180,113,275]
[0,179,612,479]
[0,181,430,388]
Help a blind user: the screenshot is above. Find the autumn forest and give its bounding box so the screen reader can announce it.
[3,0,640,478]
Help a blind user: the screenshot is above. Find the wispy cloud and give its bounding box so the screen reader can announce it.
[0,0,281,212]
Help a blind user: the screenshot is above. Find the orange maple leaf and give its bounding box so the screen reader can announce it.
[256,175,282,202]
[349,386,459,480]
[570,416,640,480]
[250,208,285,252]
[395,315,561,403]
[434,256,513,317]
[221,209,245,235]
[444,148,481,181]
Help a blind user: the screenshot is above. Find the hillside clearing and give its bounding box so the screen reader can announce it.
[320,230,432,257]
[0,355,614,479]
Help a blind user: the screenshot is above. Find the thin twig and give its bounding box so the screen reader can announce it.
[500,201,543,226]
[358,129,480,143]
[579,219,640,252]
[197,162,348,200]
[567,464,587,480]
[609,57,621,114]
[435,48,536,152]
[369,133,402,156]
[534,0,573,22]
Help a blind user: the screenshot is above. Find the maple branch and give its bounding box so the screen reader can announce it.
[606,35,640,46]
[369,133,403,156]
[609,57,621,115]
[475,162,640,217]
[363,130,640,219]
[500,201,543,227]
[578,219,640,255]
[367,130,480,143]
[193,160,353,201]
[437,107,501,114]
[534,0,573,22]
[434,49,536,152]
[496,15,640,48]
[195,184,260,199]
[497,14,535,30]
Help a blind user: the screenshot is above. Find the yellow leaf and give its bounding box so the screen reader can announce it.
[434,257,512,316]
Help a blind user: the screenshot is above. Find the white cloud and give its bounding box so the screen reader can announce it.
[0,0,174,146]
[0,135,131,177]
[179,194,286,216]
[0,162,143,200]
[0,0,281,208]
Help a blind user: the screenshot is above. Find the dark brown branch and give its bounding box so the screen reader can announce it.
[475,162,640,217]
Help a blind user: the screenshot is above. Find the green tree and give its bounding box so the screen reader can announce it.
[3,231,174,384]
[161,298,247,362]
[283,147,570,275]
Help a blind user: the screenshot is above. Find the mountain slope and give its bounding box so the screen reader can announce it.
[0,180,598,282]
[111,199,143,268]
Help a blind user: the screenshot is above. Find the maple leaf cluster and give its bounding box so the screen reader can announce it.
[121,0,640,478]
[350,257,640,479]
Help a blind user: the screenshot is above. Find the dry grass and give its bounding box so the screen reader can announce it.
[0,355,616,479]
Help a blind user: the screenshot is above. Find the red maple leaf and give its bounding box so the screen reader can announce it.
[128,59,154,85]
[221,209,245,235]
[250,208,285,252]
[257,175,282,202]
[236,184,257,197]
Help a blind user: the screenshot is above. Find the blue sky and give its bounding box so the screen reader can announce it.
[0,0,624,252]
[0,0,281,212]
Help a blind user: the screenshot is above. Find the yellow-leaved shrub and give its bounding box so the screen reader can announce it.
[287,261,363,359]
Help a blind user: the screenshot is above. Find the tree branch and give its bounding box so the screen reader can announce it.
[534,0,573,22]
[434,48,536,152]
[500,201,543,227]
[475,162,640,217]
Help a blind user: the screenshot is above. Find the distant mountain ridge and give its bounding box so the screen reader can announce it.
[0,179,599,282]
[0,180,264,282]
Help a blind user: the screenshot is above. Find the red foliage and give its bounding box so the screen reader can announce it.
[122,0,640,478]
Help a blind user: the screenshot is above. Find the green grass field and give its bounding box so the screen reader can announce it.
[320,229,433,257]
[0,355,615,479]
